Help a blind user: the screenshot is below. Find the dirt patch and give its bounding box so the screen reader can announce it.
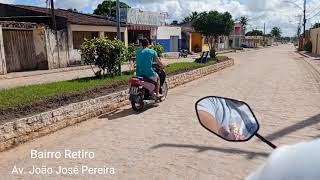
[0,81,129,125]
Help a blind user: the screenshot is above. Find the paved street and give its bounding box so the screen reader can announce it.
[0,45,319,180]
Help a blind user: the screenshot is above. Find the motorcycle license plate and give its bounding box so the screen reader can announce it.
[130,87,139,95]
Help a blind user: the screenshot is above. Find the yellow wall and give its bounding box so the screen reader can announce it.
[310,28,320,55]
[190,32,203,52]
[202,37,209,52]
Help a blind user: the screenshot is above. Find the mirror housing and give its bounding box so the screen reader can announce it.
[195,96,259,142]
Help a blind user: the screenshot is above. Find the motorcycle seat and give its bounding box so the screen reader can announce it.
[133,76,157,85]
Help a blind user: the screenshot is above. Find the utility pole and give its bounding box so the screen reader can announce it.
[50,0,60,67]
[116,0,122,75]
[50,0,56,33]
[303,0,306,38]
[263,22,266,46]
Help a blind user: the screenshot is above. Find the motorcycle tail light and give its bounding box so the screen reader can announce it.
[130,78,140,86]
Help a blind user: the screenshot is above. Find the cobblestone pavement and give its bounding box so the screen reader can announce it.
[0,45,319,180]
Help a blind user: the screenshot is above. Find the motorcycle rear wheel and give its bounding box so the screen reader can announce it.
[160,81,169,102]
[131,100,144,112]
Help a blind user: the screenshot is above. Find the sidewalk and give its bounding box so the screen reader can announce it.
[297,51,320,73]
[298,51,320,60]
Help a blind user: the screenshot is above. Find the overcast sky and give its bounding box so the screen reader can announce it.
[1,0,320,36]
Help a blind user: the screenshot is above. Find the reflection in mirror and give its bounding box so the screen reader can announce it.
[196,97,259,141]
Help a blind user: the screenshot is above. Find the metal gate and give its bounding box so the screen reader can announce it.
[3,29,37,72]
[170,36,179,52]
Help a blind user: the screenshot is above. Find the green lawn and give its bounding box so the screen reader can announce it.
[0,57,226,109]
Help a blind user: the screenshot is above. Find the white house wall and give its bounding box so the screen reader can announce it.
[45,28,69,69]
[156,26,181,52]
[68,24,128,63]
[0,26,6,75]
[157,26,181,39]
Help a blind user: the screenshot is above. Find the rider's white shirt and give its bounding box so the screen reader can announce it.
[247,139,320,180]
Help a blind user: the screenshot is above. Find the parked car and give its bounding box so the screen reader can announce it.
[241,44,248,48]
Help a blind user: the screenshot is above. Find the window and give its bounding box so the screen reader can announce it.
[105,32,124,41]
[235,27,241,35]
[72,31,99,49]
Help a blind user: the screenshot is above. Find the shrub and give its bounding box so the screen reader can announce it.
[304,41,312,53]
[150,44,164,57]
[125,44,139,71]
[80,37,127,77]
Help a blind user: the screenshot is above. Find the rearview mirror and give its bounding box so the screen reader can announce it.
[195,96,259,142]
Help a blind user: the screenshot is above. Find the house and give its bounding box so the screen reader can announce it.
[179,21,229,53]
[242,36,263,48]
[229,22,244,49]
[179,21,204,53]
[156,26,181,52]
[0,3,128,74]
[120,8,165,45]
[310,27,320,55]
[264,36,274,46]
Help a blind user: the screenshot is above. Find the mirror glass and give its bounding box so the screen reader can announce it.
[196,97,259,141]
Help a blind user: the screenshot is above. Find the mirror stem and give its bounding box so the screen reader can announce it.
[255,133,277,149]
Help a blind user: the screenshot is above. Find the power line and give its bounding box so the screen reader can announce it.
[307,10,320,20]
[308,3,320,14]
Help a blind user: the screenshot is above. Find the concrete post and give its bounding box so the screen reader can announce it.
[99,31,104,38]
[124,27,128,47]
[0,25,7,75]
[189,33,192,52]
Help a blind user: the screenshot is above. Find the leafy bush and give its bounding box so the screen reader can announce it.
[125,44,138,62]
[150,44,164,57]
[80,37,127,77]
[125,44,139,71]
[304,41,312,53]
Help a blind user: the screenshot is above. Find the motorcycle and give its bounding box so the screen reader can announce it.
[179,49,189,58]
[129,64,168,112]
[195,96,276,149]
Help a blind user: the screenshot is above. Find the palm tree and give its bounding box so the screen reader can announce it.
[239,16,249,34]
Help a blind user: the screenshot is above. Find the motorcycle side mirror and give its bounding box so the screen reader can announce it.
[195,96,277,148]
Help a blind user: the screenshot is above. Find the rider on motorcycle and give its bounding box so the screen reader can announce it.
[136,38,165,98]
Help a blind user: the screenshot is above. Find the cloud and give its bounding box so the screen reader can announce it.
[0,0,14,3]
[5,0,320,36]
[55,0,90,9]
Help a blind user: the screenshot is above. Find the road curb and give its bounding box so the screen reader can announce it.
[0,59,234,152]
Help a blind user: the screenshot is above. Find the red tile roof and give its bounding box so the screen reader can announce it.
[15,5,125,27]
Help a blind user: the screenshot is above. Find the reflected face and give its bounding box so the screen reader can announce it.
[196,97,259,142]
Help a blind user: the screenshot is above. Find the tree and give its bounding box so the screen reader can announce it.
[239,16,249,33]
[192,11,234,58]
[312,23,320,29]
[246,30,263,36]
[182,11,199,23]
[67,8,78,12]
[93,0,130,17]
[270,27,282,38]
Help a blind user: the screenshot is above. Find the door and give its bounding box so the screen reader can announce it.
[170,36,179,52]
[3,29,38,72]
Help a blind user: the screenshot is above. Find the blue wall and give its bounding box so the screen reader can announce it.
[157,39,182,52]
[157,39,170,52]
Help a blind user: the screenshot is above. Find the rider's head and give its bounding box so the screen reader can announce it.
[141,38,150,48]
